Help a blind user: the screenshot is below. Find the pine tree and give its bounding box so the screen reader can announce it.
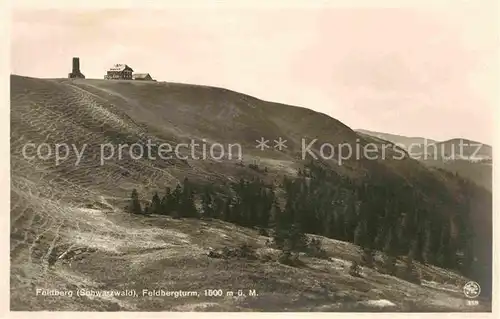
[272,196,305,252]
[144,202,151,215]
[274,221,308,266]
[422,226,434,264]
[354,220,368,249]
[230,202,242,224]
[456,195,475,276]
[170,184,182,218]
[383,228,397,256]
[382,227,398,275]
[258,188,273,228]
[179,178,198,218]
[161,187,172,215]
[408,239,419,261]
[201,186,214,219]
[461,238,475,277]
[223,198,232,222]
[286,223,309,253]
[128,189,142,214]
[270,200,282,228]
[323,212,335,238]
[212,196,224,220]
[151,192,162,215]
[335,213,347,241]
[344,196,358,242]
[383,255,397,276]
[374,228,386,250]
[172,184,182,203]
[361,247,375,268]
[436,220,453,268]
[403,255,421,284]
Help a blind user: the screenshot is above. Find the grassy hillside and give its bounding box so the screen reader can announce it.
[10,75,492,311]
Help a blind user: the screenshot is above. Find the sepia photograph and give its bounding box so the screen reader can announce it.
[8,0,496,313]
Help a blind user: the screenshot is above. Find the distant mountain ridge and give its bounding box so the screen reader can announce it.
[356,129,492,191]
[356,129,492,159]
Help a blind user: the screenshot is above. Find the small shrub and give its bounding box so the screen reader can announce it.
[349,261,362,277]
[207,248,224,259]
[208,244,258,260]
[170,210,181,219]
[306,238,329,259]
[278,251,292,265]
[278,251,304,267]
[361,248,375,268]
[258,228,269,237]
[402,258,421,284]
[272,223,309,252]
[260,254,273,263]
[237,243,258,260]
[382,255,397,276]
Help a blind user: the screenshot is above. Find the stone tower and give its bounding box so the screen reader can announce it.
[68,57,85,79]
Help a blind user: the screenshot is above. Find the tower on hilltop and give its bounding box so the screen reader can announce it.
[68,57,85,79]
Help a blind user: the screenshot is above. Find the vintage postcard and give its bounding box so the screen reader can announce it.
[8,0,497,315]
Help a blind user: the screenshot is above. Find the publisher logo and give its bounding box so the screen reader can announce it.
[463,281,481,299]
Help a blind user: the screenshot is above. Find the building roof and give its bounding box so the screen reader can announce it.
[108,64,133,72]
[133,73,152,79]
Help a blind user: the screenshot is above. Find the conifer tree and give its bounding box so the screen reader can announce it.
[144,202,151,215]
[361,248,375,268]
[258,187,274,228]
[436,220,453,268]
[161,187,172,215]
[151,192,162,215]
[201,186,214,218]
[423,218,442,265]
[223,198,232,222]
[170,184,182,218]
[461,237,475,277]
[403,254,421,284]
[324,212,335,238]
[408,238,420,261]
[179,178,198,218]
[172,184,182,205]
[384,255,398,276]
[354,220,368,249]
[383,228,397,256]
[422,226,434,264]
[382,227,398,275]
[128,188,142,215]
[286,223,309,253]
[374,228,386,250]
[212,196,224,220]
[344,197,358,242]
[270,200,282,228]
[334,213,347,240]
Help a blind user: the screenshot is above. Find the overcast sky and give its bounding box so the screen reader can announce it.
[10,1,497,144]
